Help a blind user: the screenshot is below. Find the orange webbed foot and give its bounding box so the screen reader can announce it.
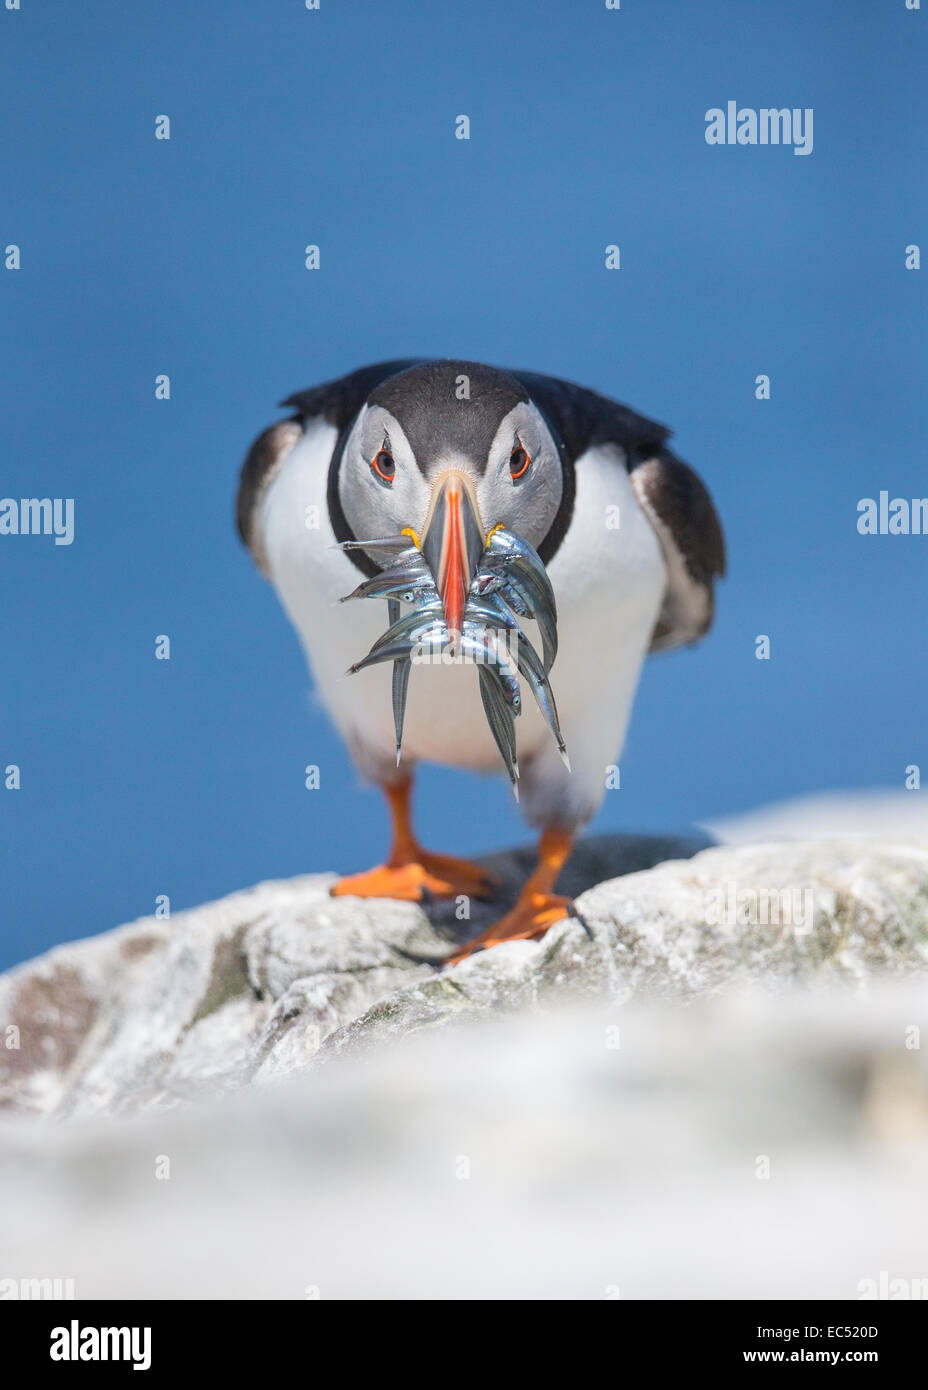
[446,891,572,965]
[331,852,497,903]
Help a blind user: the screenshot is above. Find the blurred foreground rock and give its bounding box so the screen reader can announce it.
[1,987,927,1298]
[2,833,927,1120]
[2,831,928,1297]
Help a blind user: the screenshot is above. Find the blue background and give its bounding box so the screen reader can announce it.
[1,0,924,969]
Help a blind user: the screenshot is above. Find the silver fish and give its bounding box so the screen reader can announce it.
[340,565,438,605]
[478,666,518,795]
[475,531,558,670]
[388,596,409,766]
[341,526,567,785]
[337,535,418,555]
[473,572,557,673]
[483,529,556,617]
[513,630,570,770]
[349,607,446,670]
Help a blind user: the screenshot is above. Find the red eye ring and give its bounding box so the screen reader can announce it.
[509,441,531,480]
[371,449,395,483]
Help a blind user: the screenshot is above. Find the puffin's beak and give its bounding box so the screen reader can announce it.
[420,470,485,634]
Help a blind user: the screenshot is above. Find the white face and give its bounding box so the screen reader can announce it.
[338,399,563,551]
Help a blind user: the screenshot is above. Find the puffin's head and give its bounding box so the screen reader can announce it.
[337,361,563,632]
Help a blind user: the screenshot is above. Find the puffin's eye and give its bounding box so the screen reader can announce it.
[509,441,531,481]
[370,448,395,484]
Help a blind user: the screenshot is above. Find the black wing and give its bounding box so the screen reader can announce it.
[627,450,726,650]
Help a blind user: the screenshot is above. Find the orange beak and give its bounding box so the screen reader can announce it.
[420,470,486,635]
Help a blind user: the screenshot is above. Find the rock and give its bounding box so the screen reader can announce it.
[1,985,927,1299]
[2,829,928,1298]
[707,787,928,843]
[2,832,928,1120]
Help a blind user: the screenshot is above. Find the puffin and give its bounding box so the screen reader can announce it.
[237,359,725,960]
